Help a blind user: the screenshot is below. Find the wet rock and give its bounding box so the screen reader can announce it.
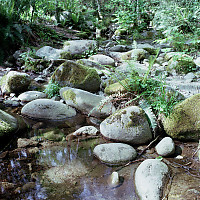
[135,159,169,200]
[51,60,101,92]
[18,91,47,103]
[17,138,39,148]
[27,147,39,154]
[93,143,137,165]
[21,99,76,120]
[155,137,175,156]
[89,54,115,66]
[0,71,31,94]
[164,94,200,141]
[36,46,62,60]
[107,171,120,187]
[60,87,116,118]
[44,160,88,183]
[0,109,18,137]
[22,182,36,191]
[100,106,152,144]
[73,126,99,136]
[62,40,97,58]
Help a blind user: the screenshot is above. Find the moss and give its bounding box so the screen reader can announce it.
[0,120,13,137]
[51,60,101,92]
[104,80,127,95]
[164,94,200,140]
[175,59,196,74]
[74,32,89,39]
[62,89,77,104]
[60,51,73,60]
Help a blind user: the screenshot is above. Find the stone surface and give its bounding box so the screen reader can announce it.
[100,106,152,144]
[73,126,99,136]
[62,40,97,58]
[43,130,64,141]
[137,43,157,54]
[17,138,39,148]
[36,46,62,60]
[164,94,200,141]
[77,59,103,70]
[135,159,169,200]
[0,71,31,94]
[155,137,175,156]
[18,91,47,102]
[131,49,149,61]
[60,87,116,118]
[89,54,115,66]
[0,109,18,137]
[107,171,120,187]
[104,80,127,95]
[21,99,76,120]
[109,45,132,52]
[51,60,101,92]
[93,143,137,165]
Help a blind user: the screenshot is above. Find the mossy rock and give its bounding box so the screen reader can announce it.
[74,32,89,39]
[44,130,64,141]
[0,71,31,94]
[0,110,18,137]
[51,60,101,92]
[60,51,73,60]
[164,94,200,141]
[174,59,197,74]
[114,29,127,36]
[104,80,128,95]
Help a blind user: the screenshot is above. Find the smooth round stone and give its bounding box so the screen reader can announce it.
[93,143,137,165]
[21,99,76,120]
[18,91,47,102]
[155,137,175,156]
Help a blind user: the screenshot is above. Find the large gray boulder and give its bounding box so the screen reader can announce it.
[0,110,18,137]
[60,87,116,118]
[21,99,76,120]
[100,106,152,144]
[0,71,31,94]
[135,159,169,200]
[93,143,137,165]
[36,46,62,60]
[89,54,115,66]
[51,60,101,92]
[62,40,97,58]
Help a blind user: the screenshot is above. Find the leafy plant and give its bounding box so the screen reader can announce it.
[44,80,61,98]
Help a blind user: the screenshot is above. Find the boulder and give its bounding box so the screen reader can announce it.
[62,40,97,58]
[60,87,116,118]
[137,43,157,55]
[109,45,132,52]
[93,143,137,165]
[164,94,200,141]
[21,99,76,120]
[100,106,152,144]
[104,80,127,95]
[0,109,18,137]
[155,137,175,156]
[0,71,31,94]
[131,49,149,61]
[51,60,101,92]
[77,59,103,70]
[18,91,47,102]
[135,159,169,200]
[36,46,62,60]
[89,54,115,66]
[73,126,99,136]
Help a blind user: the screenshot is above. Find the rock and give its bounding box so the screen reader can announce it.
[60,87,116,118]
[36,46,62,60]
[51,60,101,93]
[131,49,149,61]
[184,72,196,82]
[107,171,120,187]
[0,110,18,137]
[100,106,152,144]
[43,130,64,141]
[62,40,97,58]
[114,29,127,36]
[22,182,36,191]
[104,80,127,95]
[18,91,47,102]
[137,43,157,54]
[109,45,132,52]
[164,94,200,141]
[155,137,175,156]
[93,143,137,165]
[135,159,169,200]
[73,126,99,136]
[194,57,200,66]
[1,182,15,190]
[77,59,103,70]
[17,138,39,148]
[21,99,76,120]
[0,71,31,94]
[89,54,115,66]
[3,99,20,107]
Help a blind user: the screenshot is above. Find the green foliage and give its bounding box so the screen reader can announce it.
[44,80,61,98]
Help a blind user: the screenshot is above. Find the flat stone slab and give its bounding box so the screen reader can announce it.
[93,143,137,165]
[18,91,47,102]
[21,99,76,120]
